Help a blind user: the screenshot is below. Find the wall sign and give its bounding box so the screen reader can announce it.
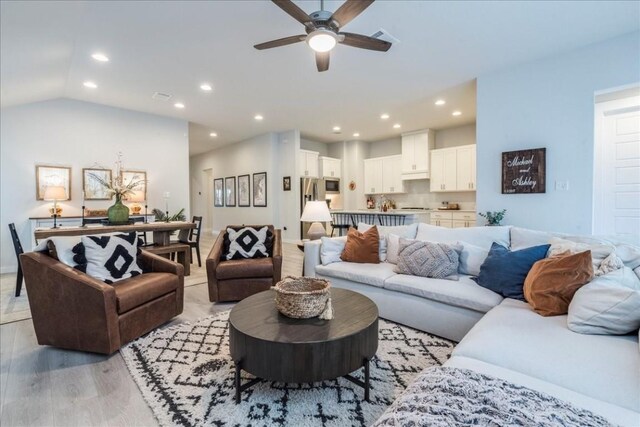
[502,148,546,194]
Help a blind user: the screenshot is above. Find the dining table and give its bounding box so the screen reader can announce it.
[34,221,196,246]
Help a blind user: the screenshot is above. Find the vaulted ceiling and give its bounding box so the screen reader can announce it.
[2,1,639,154]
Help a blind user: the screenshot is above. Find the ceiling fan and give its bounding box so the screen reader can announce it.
[254,0,391,72]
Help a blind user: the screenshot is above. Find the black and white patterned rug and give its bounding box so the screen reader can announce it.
[120,311,455,427]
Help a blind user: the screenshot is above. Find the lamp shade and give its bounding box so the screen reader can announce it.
[128,190,145,202]
[300,201,332,222]
[43,186,66,201]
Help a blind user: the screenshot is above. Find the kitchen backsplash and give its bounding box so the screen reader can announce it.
[369,180,476,211]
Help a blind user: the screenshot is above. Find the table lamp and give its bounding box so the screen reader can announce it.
[301,201,332,240]
[43,185,66,229]
[128,190,145,216]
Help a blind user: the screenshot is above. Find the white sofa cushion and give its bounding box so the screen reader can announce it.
[383,274,503,313]
[455,241,489,276]
[358,223,418,262]
[416,223,510,250]
[568,267,640,335]
[453,299,640,412]
[315,261,397,288]
[510,227,553,250]
[319,236,347,265]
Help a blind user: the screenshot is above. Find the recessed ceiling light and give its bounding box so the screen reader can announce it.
[333,126,341,132]
[353,132,360,137]
[452,111,462,116]
[200,83,213,91]
[209,132,218,137]
[174,102,185,109]
[393,123,401,129]
[254,114,264,121]
[380,113,390,120]
[83,81,97,89]
[435,99,446,106]
[91,53,109,62]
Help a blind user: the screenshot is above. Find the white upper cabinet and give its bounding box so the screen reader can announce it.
[430,144,477,192]
[299,150,319,178]
[320,156,341,179]
[364,155,404,194]
[401,129,434,180]
[456,145,476,191]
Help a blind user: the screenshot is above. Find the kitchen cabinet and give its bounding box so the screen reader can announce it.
[364,155,404,194]
[430,211,477,228]
[401,130,434,180]
[430,144,477,192]
[320,156,341,179]
[299,150,319,178]
[456,145,476,191]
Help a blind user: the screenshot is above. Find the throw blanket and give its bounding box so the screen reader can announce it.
[373,367,614,427]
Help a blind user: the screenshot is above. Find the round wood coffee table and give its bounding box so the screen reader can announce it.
[229,288,379,403]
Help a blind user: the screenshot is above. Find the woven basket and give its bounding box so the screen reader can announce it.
[273,276,333,320]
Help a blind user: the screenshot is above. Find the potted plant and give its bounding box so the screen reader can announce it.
[479,209,507,226]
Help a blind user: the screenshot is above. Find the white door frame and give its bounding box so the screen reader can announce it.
[593,92,640,235]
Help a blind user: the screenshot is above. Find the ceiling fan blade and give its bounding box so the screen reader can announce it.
[339,32,391,51]
[316,52,330,72]
[272,0,313,27]
[254,35,305,50]
[331,0,375,28]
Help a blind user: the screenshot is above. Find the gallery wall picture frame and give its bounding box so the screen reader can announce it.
[83,168,113,200]
[122,170,147,200]
[501,148,546,194]
[253,172,267,207]
[238,174,250,207]
[225,176,236,207]
[35,165,72,201]
[283,176,291,191]
[214,178,224,207]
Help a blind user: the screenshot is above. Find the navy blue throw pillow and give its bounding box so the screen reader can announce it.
[474,242,550,301]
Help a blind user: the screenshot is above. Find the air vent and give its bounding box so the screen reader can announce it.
[371,28,400,44]
[152,92,172,101]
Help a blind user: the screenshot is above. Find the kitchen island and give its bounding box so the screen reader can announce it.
[329,209,428,227]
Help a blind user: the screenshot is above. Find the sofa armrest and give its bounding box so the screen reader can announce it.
[272,229,282,283]
[206,231,226,302]
[19,252,121,354]
[139,250,185,314]
[304,239,323,277]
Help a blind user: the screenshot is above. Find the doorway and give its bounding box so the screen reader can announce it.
[593,88,640,241]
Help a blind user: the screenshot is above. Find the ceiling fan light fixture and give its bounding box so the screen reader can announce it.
[307,29,338,53]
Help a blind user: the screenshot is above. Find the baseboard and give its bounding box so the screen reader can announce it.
[1,265,18,274]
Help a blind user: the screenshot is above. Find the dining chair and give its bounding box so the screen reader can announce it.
[132,216,147,245]
[172,216,203,267]
[378,214,406,226]
[350,213,377,227]
[330,213,351,237]
[8,223,24,297]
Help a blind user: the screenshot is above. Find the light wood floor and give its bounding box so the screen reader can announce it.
[0,234,303,427]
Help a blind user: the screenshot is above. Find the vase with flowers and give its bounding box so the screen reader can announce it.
[89,153,146,225]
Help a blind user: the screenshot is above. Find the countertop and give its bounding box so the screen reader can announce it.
[330,209,476,215]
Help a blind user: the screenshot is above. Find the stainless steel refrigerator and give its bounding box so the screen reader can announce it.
[300,177,327,239]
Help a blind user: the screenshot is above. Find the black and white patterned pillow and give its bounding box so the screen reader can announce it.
[225,226,269,260]
[74,232,142,284]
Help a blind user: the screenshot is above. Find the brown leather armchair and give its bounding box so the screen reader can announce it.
[20,250,184,354]
[206,225,282,302]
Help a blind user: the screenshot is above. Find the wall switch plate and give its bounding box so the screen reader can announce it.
[555,180,570,191]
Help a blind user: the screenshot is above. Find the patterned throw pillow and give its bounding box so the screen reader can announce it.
[395,238,460,280]
[75,232,142,284]
[226,226,269,260]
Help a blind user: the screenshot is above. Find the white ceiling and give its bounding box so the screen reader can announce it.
[2,1,639,155]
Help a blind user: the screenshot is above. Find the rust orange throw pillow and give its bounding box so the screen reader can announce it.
[524,250,594,316]
[341,226,380,264]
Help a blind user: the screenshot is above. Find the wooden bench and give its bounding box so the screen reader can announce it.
[144,243,191,276]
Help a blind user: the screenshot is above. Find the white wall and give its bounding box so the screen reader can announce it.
[369,137,402,158]
[189,130,302,241]
[476,31,640,234]
[434,124,476,149]
[0,98,190,272]
[300,138,329,156]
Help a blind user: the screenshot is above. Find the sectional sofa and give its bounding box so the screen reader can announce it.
[304,224,640,426]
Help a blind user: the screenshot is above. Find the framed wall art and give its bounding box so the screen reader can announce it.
[35,165,71,200]
[214,178,224,207]
[122,170,147,199]
[283,176,291,191]
[253,172,267,207]
[225,176,236,207]
[238,174,250,207]
[83,168,113,200]
[502,148,546,194]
